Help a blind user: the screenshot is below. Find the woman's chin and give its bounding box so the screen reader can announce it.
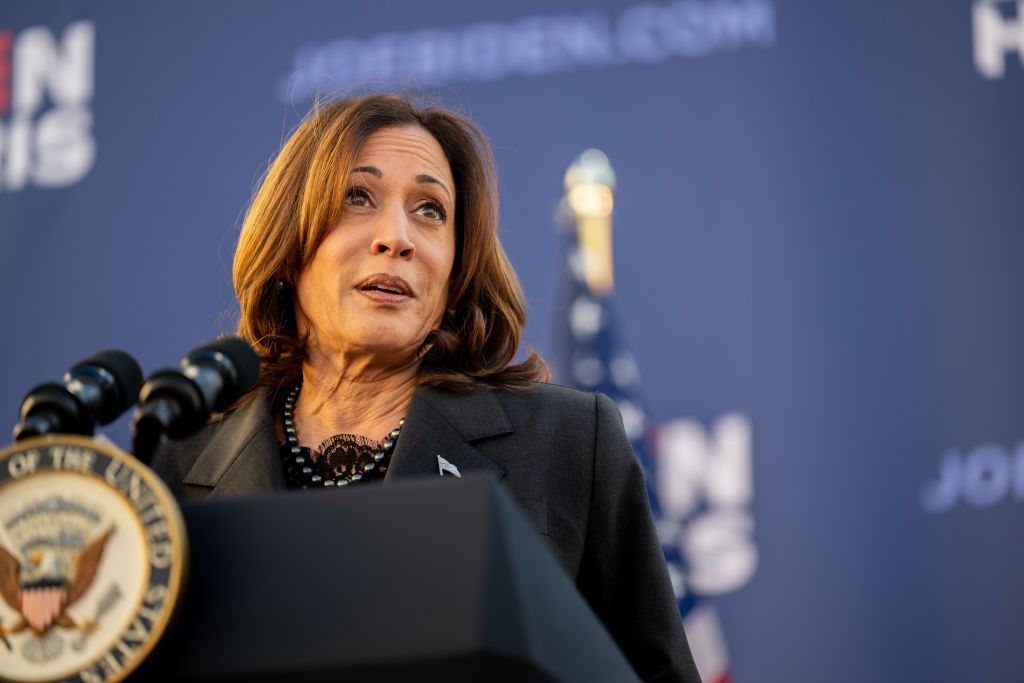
[340,321,429,359]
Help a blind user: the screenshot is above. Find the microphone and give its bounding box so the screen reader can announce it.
[131,337,260,461]
[13,350,144,441]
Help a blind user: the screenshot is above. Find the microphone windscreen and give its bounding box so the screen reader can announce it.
[72,349,145,416]
[201,337,261,396]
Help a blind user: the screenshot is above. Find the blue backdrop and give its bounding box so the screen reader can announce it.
[1,2,1022,681]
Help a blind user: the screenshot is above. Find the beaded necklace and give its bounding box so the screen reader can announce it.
[281,381,402,488]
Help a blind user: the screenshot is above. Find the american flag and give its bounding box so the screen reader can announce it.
[553,234,732,683]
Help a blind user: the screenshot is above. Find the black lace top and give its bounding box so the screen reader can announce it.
[279,433,392,489]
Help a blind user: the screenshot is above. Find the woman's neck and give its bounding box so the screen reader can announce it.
[292,351,419,448]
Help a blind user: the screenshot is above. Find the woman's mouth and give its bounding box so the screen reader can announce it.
[356,274,414,304]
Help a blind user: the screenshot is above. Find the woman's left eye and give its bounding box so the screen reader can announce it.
[417,201,447,222]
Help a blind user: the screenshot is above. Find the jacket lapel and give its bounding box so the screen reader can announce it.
[385,385,512,483]
[182,388,286,498]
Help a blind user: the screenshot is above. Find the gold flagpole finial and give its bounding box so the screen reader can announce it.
[564,149,616,297]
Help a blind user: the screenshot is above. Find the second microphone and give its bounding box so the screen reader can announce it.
[132,337,260,462]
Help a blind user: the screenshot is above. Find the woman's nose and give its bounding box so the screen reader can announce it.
[370,205,415,259]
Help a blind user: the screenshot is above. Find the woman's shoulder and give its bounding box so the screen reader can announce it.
[501,381,625,417]
[146,388,276,494]
[495,380,600,407]
[448,380,621,435]
[435,379,601,415]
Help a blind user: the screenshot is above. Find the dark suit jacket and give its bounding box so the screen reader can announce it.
[149,381,700,683]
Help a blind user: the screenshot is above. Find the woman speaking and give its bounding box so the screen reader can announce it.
[150,94,700,682]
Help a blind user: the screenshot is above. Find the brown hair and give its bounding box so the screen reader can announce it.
[233,93,548,393]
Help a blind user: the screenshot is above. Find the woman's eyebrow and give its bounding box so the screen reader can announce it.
[417,174,452,202]
[351,166,451,202]
[351,166,382,177]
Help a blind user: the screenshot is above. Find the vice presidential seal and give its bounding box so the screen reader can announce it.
[0,436,186,683]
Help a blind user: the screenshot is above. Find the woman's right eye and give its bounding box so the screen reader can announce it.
[345,187,371,207]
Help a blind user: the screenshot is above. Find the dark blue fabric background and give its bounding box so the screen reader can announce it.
[1,2,1022,681]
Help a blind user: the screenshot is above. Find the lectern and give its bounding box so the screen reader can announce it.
[136,475,639,682]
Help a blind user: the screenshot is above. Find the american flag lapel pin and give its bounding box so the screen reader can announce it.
[436,455,461,478]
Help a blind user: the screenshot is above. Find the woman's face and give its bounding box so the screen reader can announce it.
[294,125,457,363]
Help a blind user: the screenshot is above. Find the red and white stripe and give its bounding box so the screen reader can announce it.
[684,602,732,683]
[21,587,64,632]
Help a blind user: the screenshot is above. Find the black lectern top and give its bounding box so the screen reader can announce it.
[139,475,640,682]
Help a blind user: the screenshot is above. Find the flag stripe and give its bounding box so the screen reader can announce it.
[684,602,730,682]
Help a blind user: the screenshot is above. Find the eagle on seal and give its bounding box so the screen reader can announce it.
[0,528,114,643]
